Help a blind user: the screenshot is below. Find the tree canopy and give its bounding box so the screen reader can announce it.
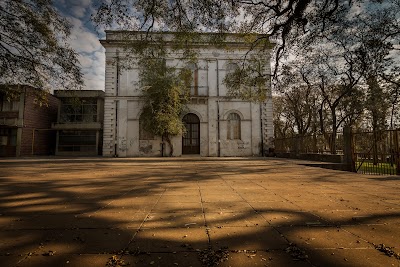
[94,1,398,68]
[94,0,400,104]
[0,0,82,101]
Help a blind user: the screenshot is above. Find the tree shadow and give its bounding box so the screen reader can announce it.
[0,158,399,266]
[368,176,400,181]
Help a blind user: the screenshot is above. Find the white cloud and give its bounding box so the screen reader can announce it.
[54,0,106,91]
[84,73,105,91]
[80,48,105,90]
[64,15,105,91]
[71,6,86,18]
[67,17,100,53]
[78,54,93,69]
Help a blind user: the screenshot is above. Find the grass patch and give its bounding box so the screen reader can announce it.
[356,160,397,175]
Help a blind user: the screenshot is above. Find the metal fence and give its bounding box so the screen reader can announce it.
[274,129,400,175]
[353,130,399,175]
[274,132,344,155]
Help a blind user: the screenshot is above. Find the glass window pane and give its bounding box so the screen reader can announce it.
[2,101,11,111]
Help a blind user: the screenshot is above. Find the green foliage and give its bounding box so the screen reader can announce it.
[366,76,390,132]
[138,57,191,156]
[93,1,275,102]
[0,85,23,102]
[0,0,83,97]
[224,56,270,102]
[0,84,51,107]
[93,0,400,133]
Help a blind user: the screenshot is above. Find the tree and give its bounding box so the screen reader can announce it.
[273,95,295,139]
[223,53,271,102]
[275,63,319,136]
[94,0,400,156]
[0,0,82,102]
[93,1,400,74]
[386,76,400,129]
[138,56,191,156]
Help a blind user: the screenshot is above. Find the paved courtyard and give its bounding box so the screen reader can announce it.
[0,157,399,267]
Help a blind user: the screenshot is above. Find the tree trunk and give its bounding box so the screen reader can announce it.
[331,129,337,155]
[372,129,378,165]
[330,106,337,154]
[164,135,174,157]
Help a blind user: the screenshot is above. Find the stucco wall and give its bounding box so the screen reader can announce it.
[102,33,273,157]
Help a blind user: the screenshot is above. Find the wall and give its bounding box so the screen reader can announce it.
[20,89,59,156]
[52,90,105,156]
[102,34,273,157]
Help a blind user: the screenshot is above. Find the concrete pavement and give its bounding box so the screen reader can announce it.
[0,157,399,267]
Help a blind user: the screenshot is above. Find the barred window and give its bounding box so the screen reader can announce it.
[227,113,241,140]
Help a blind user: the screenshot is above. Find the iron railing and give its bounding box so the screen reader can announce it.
[353,130,399,175]
[274,129,400,175]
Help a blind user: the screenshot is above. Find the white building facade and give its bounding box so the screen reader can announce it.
[101,32,274,157]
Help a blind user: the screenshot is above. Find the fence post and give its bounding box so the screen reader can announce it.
[395,129,400,175]
[343,126,356,172]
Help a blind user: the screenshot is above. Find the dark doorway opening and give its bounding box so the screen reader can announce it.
[182,113,200,154]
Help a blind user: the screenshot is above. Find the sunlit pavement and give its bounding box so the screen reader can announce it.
[0,157,399,267]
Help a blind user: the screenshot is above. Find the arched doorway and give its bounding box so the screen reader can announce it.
[182,113,200,154]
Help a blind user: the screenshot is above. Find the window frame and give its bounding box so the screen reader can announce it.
[186,63,199,96]
[227,112,241,140]
[0,95,19,112]
[60,98,98,123]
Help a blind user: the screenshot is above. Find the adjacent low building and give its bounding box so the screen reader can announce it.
[52,90,104,156]
[0,86,59,157]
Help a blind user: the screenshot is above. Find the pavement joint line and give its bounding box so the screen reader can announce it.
[75,185,140,218]
[2,158,400,266]
[251,179,332,227]
[197,175,211,247]
[340,227,383,249]
[113,179,168,261]
[204,165,318,264]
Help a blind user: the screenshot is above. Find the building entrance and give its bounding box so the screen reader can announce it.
[182,113,200,154]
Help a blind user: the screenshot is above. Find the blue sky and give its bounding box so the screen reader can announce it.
[54,0,105,91]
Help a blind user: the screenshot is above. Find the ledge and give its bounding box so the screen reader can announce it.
[51,122,102,130]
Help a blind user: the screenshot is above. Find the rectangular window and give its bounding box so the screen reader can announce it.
[0,99,19,111]
[0,128,17,145]
[9,129,17,146]
[60,98,97,123]
[58,130,97,152]
[0,136,7,145]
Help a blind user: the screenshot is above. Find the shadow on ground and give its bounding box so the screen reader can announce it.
[0,158,399,267]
